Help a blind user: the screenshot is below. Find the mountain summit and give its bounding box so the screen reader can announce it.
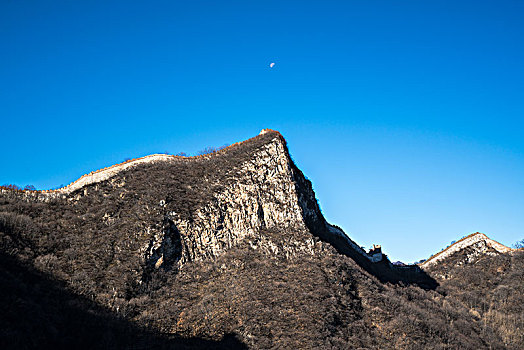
[1,129,430,286]
[420,232,513,269]
[0,130,521,349]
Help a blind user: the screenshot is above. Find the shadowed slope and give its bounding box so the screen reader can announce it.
[0,252,247,350]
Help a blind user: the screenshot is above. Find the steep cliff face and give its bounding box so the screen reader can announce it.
[161,135,312,266]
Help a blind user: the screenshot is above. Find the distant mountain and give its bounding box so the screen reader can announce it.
[420,232,513,271]
[0,130,520,349]
[420,233,523,349]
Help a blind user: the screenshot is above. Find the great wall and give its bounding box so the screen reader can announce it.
[1,129,282,196]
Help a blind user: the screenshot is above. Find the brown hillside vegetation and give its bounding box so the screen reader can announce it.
[0,130,520,349]
[424,241,524,350]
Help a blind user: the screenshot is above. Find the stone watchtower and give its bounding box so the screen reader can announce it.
[369,244,383,262]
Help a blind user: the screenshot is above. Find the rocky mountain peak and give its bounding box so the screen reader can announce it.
[420,232,513,269]
[0,130,433,286]
[1,129,324,268]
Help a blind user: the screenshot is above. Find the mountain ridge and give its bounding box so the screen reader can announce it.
[0,130,510,282]
[1,129,285,195]
[1,129,521,349]
[0,129,428,282]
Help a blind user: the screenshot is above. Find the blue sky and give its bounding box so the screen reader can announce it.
[1,0,523,262]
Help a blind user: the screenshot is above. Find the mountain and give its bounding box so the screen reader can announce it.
[0,129,520,349]
[419,233,523,349]
[420,232,513,272]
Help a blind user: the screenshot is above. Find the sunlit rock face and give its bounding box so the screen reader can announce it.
[164,138,310,265]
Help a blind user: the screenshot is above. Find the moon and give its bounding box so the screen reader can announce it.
[269,62,275,68]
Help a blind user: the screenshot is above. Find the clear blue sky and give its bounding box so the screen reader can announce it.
[1,1,523,262]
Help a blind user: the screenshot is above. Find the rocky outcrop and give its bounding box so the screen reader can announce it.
[158,137,311,266]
